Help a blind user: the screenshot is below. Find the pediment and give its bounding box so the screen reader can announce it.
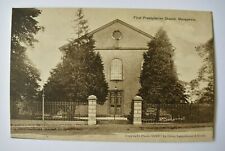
[60,19,153,51]
[90,19,153,50]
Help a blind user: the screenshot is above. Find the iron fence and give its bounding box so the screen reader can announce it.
[11,101,214,123]
[142,103,214,123]
[11,101,88,121]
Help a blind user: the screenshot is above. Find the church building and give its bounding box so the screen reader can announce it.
[61,19,153,118]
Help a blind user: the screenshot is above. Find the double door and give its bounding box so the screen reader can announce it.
[109,90,123,116]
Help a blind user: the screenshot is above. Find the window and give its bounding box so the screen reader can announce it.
[110,58,123,80]
[112,30,122,40]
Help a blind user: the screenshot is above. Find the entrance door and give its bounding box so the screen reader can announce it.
[109,90,123,116]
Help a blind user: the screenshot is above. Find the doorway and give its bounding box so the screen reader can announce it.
[109,90,123,116]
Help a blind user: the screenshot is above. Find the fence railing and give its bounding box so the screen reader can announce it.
[11,100,214,124]
[142,103,214,123]
[11,101,88,121]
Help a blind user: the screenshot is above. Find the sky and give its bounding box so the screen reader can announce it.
[26,8,213,85]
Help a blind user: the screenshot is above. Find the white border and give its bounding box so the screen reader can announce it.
[0,0,225,151]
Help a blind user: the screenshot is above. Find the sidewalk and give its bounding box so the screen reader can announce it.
[11,119,213,131]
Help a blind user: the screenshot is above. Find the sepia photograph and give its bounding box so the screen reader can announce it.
[10,8,215,142]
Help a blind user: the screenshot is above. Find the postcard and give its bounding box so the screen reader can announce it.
[10,8,215,142]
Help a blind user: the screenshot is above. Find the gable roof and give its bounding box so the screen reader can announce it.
[88,19,154,39]
[60,19,154,50]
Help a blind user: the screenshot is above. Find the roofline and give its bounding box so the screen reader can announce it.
[88,19,154,39]
[59,19,154,50]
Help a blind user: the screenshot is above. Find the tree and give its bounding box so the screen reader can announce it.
[73,8,89,38]
[11,8,43,103]
[138,28,187,121]
[190,38,215,103]
[44,9,108,105]
[10,8,43,118]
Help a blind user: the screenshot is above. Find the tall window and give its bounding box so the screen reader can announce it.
[111,58,123,80]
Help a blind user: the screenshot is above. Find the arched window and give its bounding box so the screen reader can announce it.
[110,58,123,80]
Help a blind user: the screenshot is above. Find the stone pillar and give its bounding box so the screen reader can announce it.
[88,95,97,125]
[133,96,143,125]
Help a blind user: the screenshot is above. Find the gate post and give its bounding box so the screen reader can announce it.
[133,96,143,125]
[88,95,97,125]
